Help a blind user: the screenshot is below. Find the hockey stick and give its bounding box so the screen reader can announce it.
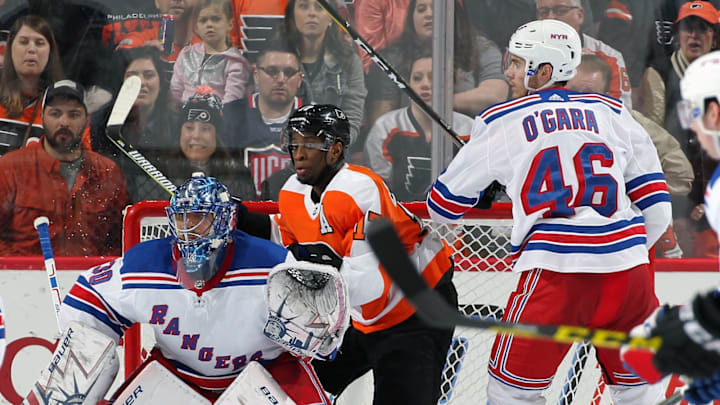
[105,75,177,197]
[365,216,662,351]
[316,0,465,147]
[104,76,244,203]
[33,216,62,333]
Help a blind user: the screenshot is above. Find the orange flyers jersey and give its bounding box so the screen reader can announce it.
[229,0,289,54]
[272,163,453,334]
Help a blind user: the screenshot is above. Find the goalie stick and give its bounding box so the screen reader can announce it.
[104,76,243,203]
[365,216,662,351]
[33,216,62,333]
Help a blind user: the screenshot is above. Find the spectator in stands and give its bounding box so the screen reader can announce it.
[282,0,366,144]
[365,47,474,202]
[113,0,200,87]
[642,1,720,257]
[536,0,633,107]
[567,54,694,258]
[0,15,63,157]
[352,0,411,72]
[365,0,508,123]
[223,40,302,200]
[0,80,129,256]
[91,46,177,202]
[166,88,256,199]
[170,0,251,106]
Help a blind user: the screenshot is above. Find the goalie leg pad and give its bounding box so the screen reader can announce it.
[23,321,118,405]
[215,361,297,405]
[110,360,211,405]
[264,261,350,359]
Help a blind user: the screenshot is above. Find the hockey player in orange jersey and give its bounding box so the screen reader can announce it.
[241,104,458,403]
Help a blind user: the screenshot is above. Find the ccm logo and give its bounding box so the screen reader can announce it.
[551,33,568,39]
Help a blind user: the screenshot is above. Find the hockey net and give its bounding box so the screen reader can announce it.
[122,200,612,405]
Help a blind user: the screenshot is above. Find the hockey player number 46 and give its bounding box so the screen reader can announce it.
[521,143,618,218]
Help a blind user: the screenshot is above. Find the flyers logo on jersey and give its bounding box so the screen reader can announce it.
[244,145,291,198]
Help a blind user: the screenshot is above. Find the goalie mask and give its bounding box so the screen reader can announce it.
[507,19,581,93]
[166,173,237,289]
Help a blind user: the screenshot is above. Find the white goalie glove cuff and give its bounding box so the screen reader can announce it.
[264,261,350,360]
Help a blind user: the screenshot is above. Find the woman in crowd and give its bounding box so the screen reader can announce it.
[365,47,474,202]
[0,15,64,157]
[91,46,177,202]
[283,0,366,144]
[167,88,256,200]
[365,0,508,123]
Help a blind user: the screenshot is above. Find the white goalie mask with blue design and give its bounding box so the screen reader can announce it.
[166,174,237,289]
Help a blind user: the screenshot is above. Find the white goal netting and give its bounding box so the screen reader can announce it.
[122,200,613,405]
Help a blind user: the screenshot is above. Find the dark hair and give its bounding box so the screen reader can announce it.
[577,54,613,94]
[0,15,64,117]
[283,0,356,71]
[405,45,434,78]
[256,37,301,67]
[398,0,477,73]
[193,0,234,46]
[115,46,170,118]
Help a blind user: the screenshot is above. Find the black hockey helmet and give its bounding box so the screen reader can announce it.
[282,104,351,153]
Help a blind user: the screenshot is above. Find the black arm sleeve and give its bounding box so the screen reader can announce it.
[236,202,272,240]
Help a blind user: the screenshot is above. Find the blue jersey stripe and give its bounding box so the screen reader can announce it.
[77,277,134,328]
[433,180,478,205]
[122,283,184,290]
[483,98,547,124]
[522,236,647,254]
[427,198,465,220]
[217,279,267,287]
[524,216,644,235]
[635,193,672,210]
[626,173,666,190]
[64,295,124,337]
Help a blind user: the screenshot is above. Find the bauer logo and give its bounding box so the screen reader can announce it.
[551,33,568,39]
[122,385,143,405]
[259,386,280,404]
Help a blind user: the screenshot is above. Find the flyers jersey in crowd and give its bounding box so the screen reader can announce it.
[272,163,453,333]
[59,232,294,390]
[229,0,288,58]
[428,88,672,274]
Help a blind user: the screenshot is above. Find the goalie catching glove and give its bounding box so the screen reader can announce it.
[264,261,350,360]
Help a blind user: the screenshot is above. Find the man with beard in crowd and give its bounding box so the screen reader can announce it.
[0,80,129,256]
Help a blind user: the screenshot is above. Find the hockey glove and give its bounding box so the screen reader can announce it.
[287,243,343,270]
[685,370,720,405]
[650,292,720,378]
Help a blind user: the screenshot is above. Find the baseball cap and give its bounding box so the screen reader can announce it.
[181,86,223,129]
[43,80,86,110]
[676,1,719,25]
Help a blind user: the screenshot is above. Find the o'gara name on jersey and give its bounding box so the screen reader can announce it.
[522,108,599,142]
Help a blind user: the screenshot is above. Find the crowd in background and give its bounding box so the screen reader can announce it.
[0,0,717,259]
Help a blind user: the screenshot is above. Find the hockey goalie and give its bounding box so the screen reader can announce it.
[23,174,349,404]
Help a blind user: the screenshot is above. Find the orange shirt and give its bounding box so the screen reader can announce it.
[274,164,453,333]
[229,0,289,53]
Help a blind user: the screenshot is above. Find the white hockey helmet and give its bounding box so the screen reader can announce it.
[507,19,582,92]
[678,50,720,138]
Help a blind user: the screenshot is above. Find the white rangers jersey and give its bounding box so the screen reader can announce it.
[704,165,720,249]
[428,88,672,274]
[59,231,293,391]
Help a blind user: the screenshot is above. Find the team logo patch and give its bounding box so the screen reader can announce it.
[187,109,211,122]
[244,144,292,198]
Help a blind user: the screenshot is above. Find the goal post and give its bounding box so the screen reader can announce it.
[121,200,613,405]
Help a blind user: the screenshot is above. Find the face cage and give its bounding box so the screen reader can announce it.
[165,204,236,285]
